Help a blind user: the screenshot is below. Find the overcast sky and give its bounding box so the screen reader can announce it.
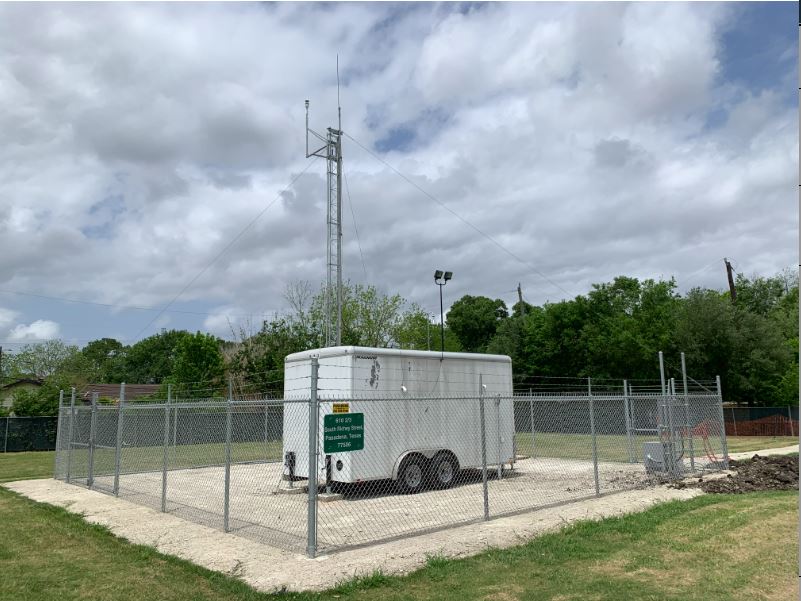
[0,2,797,348]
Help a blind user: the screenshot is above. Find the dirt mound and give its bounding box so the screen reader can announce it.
[680,454,798,494]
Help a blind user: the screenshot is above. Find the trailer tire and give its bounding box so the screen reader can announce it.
[396,455,427,494]
[429,452,459,489]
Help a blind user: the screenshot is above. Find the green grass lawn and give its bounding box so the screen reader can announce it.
[515,432,798,462]
[71,440,283,478]
[0,441,282,484]
[0,451,55,483]
[0,432,796,485]
[721,436,799,454]
[0,484,795,601]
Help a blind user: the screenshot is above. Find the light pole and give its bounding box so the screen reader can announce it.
[434,270,453,358]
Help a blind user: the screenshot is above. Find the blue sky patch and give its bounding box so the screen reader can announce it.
[718,2,797,98]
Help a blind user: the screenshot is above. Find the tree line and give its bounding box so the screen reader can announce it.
[1,270,796,416]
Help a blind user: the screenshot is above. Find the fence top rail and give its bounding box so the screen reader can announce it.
[1,415,59,419]
[515,392,625,398]
[63,399,312,410]
[54,391,724,409]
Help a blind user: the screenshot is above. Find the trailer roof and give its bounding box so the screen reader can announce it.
[284,346,512,364]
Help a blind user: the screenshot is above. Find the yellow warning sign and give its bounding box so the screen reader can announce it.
[332,403,350,414]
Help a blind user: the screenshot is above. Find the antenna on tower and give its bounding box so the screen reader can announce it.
[305,61,344,347]
[337,54,342,131]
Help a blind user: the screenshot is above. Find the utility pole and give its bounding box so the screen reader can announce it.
[306,59,344,347]
[517,283,525,315]
[724,258,737,303]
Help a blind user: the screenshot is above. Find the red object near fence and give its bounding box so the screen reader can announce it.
[725,414,797,437]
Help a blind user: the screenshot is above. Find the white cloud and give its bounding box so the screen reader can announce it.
[0,307,18,330]
[0,3,795,340]
[7,320,61,342]
[202,308,246,340]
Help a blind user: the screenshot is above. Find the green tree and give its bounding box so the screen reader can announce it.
[735,273,788,315]
[168,332,225,397]
[80,338,126,382]
[228,317,310,394]
[10,372,75,416]
[309,282,409,347]
[447,295,508,353]
[124,330,192,383]
[582,277,680,380]
[6,340,80,379]
[776,359,799,406]
[11,386,59,416]
[771,285,799,406]
[538,297,589,377]
[674,288,792,405]
[392,305,433,350]
[486,311,526,363]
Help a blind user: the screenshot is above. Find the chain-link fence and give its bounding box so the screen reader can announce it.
[55,368,729,557]
[1,416,58,452]
[723,406,798,437]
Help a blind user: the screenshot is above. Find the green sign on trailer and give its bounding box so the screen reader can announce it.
[323,413,364,453]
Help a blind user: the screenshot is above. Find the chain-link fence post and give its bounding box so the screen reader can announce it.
[55,390,64,474]
[668,378,676,446]
[623,380,635,463]
[113,383,125,496]
[479,375,490,520]
[715,376,730,469]
[307,357,319,558]
[680,354,695,471]
[2,417,7,453]
[589,377,599,497]
[66,387,75,483]
[223,379,232,533]
[88,392,98,489]
[495,394,503,480]
[789,405,795,437]
[731,407,737,437]
[264,394,270,461]
[161,393,170,513]
[169,384,178,449]
[668,378,680,477]
[528,388,535,459]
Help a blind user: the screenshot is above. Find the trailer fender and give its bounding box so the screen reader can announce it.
[391,449,440,481]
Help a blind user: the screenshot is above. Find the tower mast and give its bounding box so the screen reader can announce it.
[305,61,344,346]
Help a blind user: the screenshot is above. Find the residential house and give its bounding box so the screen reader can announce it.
[0,378,43,410]
[80,383,161,403]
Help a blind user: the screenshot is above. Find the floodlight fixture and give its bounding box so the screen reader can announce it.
[433,269,453,360]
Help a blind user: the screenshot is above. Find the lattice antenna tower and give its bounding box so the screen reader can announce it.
[305,58,343,347]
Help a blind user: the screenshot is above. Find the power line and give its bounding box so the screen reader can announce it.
[343,132,574,301]
[681,257,725,287]
[343,171,368,280]
[0,288,265,320]
[0,339,111,345]
[132,160,316,341]
[343,134,739,310]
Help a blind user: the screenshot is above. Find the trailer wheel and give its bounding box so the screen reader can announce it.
[396,455,427,494]
[429,452,459,489]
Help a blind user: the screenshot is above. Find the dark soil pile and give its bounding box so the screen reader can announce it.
[678,454,798,494]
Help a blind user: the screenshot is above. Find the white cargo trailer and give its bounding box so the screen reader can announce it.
[282,346,514,493]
